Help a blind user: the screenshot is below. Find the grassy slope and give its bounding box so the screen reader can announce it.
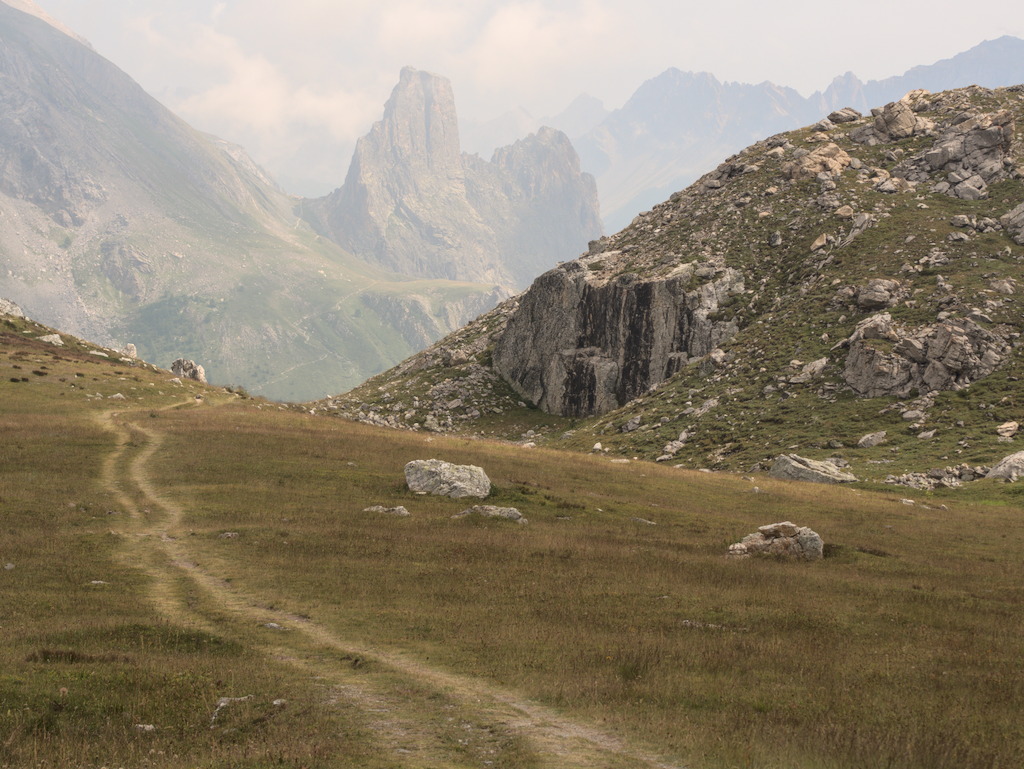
[2,316,1022,768]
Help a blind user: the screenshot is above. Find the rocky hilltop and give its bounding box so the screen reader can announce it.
[320,84,1024,485]
[301,67,602,290]
[0,5,505,400]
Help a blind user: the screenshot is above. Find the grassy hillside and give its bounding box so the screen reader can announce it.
[2,314,1023,768]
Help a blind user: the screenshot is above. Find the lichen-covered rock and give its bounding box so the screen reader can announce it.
[770,454,857,484]
[493,259,744,417]
[404,459,491,498]
[452,505,527,524]
[728,521,824,561]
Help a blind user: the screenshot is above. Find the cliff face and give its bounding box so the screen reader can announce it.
[493,259,743,416]
[303,68,602,291]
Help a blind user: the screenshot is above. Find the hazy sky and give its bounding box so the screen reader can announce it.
[30,0,1024,196]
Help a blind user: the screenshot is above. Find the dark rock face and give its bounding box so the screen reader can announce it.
[302,68,601,290]
[493,259,743,416]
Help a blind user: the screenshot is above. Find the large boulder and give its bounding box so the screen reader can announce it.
[405,459,491,498]
[770,454,857,484]
[171,358,207,383]
[985,452,1024,482]
[728,521,824,561]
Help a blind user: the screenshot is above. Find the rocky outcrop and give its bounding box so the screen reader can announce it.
[838,313,1007,398]
[891,104,1015,200]
[728,522,824,560]
[404,459,491,498]
[302,67,600,290]
[171,359,207,384]
[770,455,857,484]
[493,258,743,417]
[848,94,935,145]
[0,298,25,317]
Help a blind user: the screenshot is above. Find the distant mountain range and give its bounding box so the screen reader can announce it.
[467,36,1024,231]
[582,35,1024,229]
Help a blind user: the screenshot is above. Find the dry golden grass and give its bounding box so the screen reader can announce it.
[3,319,1023,768]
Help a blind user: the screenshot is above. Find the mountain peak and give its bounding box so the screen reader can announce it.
[301,69,600,290]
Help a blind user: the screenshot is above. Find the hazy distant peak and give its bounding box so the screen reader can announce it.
[1,0,92,48]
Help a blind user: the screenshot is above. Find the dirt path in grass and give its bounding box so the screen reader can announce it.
[99,405,688,769]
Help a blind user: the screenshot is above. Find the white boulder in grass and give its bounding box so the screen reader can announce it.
[404,459,490,498]
[728,522,824,561]
[986,451,1024,482]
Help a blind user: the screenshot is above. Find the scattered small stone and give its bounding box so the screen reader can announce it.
[135,724,157,733]
[219,532,239,538]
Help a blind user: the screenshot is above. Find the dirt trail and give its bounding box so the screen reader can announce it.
[97,405,689,769]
